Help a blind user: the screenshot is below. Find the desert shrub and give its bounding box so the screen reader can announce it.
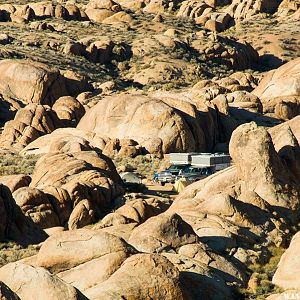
[0,153,40,176]
[112,155,169,178]
[239,246,285,299]
[0,242,38,267]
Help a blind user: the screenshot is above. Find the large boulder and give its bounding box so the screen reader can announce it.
[37,229,136,273]
[24,150,123,228]
[272,231,300,290]
[13,187,60,229]
[52,96,85,127]
[0,60,92,106]
[252,58,300,119]
[83,253,186,299]
[0,104,61,151]
[128,213,198,253]
[0,184,47,245]
[77,93,207,156]
[229,122,300,213]
[0,262,85,300]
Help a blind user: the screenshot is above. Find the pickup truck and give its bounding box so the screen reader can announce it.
[153,165,187,186]
[175,166,214,182]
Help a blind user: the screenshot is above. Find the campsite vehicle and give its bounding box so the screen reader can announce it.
[175,166,214,182]
[155,153,231,186]
[154,164,187,186]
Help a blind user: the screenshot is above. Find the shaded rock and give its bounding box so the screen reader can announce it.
[0,281,20,300]
[0,175,31,193]
[0,184,47,245]
[68,199,96,229]
[52,96,85,127]
[13,187,60,229]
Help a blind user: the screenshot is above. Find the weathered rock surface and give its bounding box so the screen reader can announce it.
[21,150,123,228]
[0,262,86,300]
[272,231,300,290]
[83,253,186,300]
[253,58,300,119]
[0,60,92,106]
[128,213,198,252]
[77,93,208,156]
[0,104,61,151]
[0,174,31,193]
[0,184,47,245]
[37,229,136,273]
[13,187,60,229]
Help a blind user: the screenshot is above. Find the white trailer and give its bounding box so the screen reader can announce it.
[169,152,231,171]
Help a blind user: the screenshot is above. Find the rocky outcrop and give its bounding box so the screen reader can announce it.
[77,93,207,156]
[128,213,198,252]
[0,262,86,300]
[19,150,123,229]
[226,0,282,21]
[253,58,300,120]
[177,1,234,32]
[168,120,300,265]
[0,104,61,151]
[272,231,300,290]
[0,184,47,245]
[13,187,60,229]
[0,60,92,107]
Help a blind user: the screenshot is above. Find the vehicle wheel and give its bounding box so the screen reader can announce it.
[160,182,165,186]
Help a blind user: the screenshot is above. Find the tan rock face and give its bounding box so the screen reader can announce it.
[0,174,31,193]
[0,59,92,106]
[0,60,61,105]
[52,96,85,127]
[229,122,300,211]
[37,229,136,273]
[22,150,123,228]
[13,187,60,229]
[273,231,300,290]
[0,262,85,300]
[252,58,300,119]
[68,199,96,230]
[128,213,198,252]
[84,253,186,300]
[0,104,61,151]
[77,93,207,155]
